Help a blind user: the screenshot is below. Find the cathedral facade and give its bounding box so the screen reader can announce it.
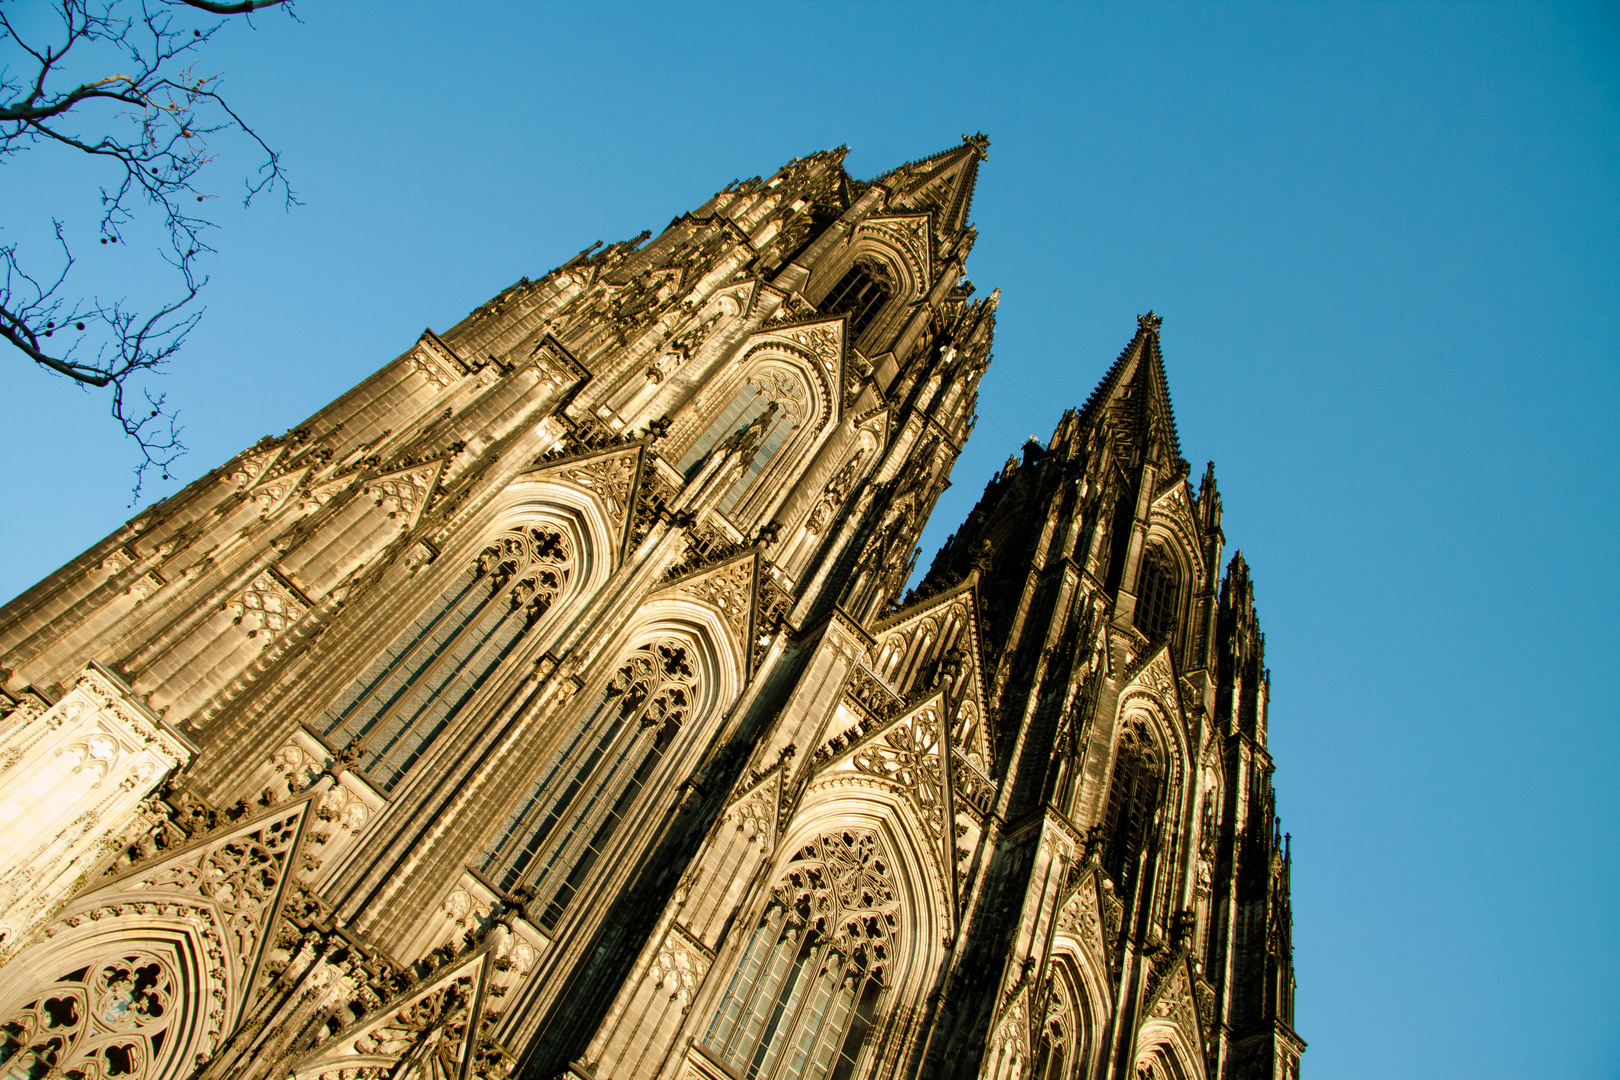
[0,139,1302,1080]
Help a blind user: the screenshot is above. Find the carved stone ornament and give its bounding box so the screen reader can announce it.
[849,703,947,847]
[227,444,284,490]
[951,750,993,821]
[989,988,1031,1068]
[855,214,932,288]
[251,470,308,520]
[806,447,869,535]
[496,933,538,980]
[781,323,842,379]
[0,666,192,958]
[290,950,494,1080]
[227,568,311,640]
[317,782,372,839]
[297,472,358,513]
[0,947,189,1080]
[97,546,136,578]
[362,459,445,525]
[1055,880,1105,959]
[770,829,900,956]
[646,924,712,1011]
[408,329,470,390]
[1125,645,1179,713]
[126,570,164,601]
[844,663,903,721]
[664,554,755,650]
[1146,963,1199,1043]
[0,804,309,1079]
[725,782,777,846]
[529,333,591,388]
[531,445,640,526]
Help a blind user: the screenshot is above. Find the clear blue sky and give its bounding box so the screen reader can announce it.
[3,3,1617,1076]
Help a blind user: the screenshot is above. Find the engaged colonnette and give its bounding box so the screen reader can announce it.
[0,137,1302,1080]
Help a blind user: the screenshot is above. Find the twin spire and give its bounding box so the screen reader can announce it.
[820,137,1181,472]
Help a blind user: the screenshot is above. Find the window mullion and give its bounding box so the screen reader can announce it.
[525,702,653,908]
[482,695,615,880]
[323,572,499,756]
[326,567,482,728]
[748,936,818,1079]
[361,592,521,786]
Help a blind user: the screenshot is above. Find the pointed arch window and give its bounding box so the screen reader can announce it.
[819,260,892,341]
[1031,960,1085,1080]
[479,638,699,930]
[319,525,573,792]
[677,367,805,516]
[703,830,896,1079]
[1103,721,1163,906]
[1134,546,1179,643]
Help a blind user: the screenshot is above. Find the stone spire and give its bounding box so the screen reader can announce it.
[1075,310,1185,472]
[872,132,991,240]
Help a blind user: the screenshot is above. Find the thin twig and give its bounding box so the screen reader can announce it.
[1,0,296,496]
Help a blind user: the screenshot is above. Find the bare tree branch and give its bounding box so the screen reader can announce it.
[177,0,292,14]
[1,0,296,497]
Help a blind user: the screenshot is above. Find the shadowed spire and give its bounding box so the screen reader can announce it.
[1075,311,1185,470]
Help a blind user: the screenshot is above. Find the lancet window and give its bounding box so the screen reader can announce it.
[1134,546,1178,643]
[1031,1022,1066,1080]
[703,829,898,1080]
[1103,720,1163,906]
[819,260,892,341]
[319,524,573,792]
[479,638,700,931]
[677,367,805,516]
[1028,963,1083,1080]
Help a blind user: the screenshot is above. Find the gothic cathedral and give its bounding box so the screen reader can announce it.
[0,138,1303,1080]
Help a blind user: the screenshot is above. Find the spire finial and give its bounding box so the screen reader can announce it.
[1137,311,1163,332]
[962,132,991,158]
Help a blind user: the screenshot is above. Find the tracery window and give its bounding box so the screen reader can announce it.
[1032,1023,1066,1080]
[703,829,897,1080]
[677,368,804,516]
[479,638,699,931]
[0,953,184,1080]
[1103,721,1163,906]
[320,525,573,792]
[1134,547,1178,643]
[819,261,892,341]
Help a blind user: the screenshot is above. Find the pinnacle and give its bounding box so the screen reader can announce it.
[869,134,991,238]
[1074,313,1184,469]
[870,133,991,180]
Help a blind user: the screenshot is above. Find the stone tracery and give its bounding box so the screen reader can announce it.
[479,636,702,908]
[319,521,575,792]
[0,141,1301,1080]
[0,952,182,1080]
[703,829,900,1078]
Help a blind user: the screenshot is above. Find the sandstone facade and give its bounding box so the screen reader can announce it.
[0,138,1301,1080]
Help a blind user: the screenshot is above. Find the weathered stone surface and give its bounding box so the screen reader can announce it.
[0,139,1301,1080]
